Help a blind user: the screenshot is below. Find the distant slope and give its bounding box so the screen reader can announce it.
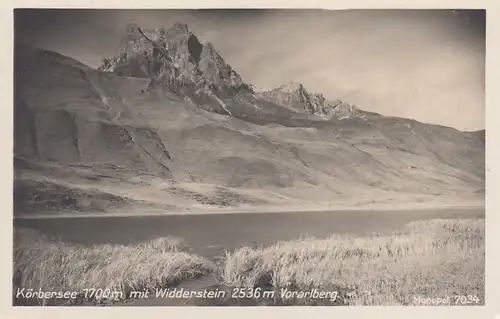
[13,25,485,216]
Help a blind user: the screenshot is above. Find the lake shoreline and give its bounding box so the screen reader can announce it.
[13,202,485,220]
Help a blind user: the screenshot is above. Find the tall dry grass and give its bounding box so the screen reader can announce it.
[220,218,484,305]
[13,228,215,305]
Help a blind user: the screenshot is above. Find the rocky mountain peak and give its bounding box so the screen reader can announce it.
[97,22,366,121]
[99,22,249,96]
[258,81,360,120]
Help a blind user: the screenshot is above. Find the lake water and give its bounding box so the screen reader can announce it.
[14,207,484,260]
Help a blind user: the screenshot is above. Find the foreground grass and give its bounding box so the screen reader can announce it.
[221,218,485,306]
[13,218,484,306]
[13,228,215,305]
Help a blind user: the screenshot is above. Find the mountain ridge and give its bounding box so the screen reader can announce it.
[257,80,382,120]
[13,26,485,216]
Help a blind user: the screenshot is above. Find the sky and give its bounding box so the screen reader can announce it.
[15,9,486,131]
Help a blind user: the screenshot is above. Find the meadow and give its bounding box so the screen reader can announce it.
[220,218,485,305]
[13,218,484,306]
[13,228,215,305]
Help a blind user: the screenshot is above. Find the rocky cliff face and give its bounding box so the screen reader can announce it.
[99,22,250,96]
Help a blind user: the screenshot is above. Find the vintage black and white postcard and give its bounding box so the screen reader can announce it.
[5,1,499,319]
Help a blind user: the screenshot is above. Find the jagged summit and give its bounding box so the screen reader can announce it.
[99,22,249,96]
[257,81,369,120]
